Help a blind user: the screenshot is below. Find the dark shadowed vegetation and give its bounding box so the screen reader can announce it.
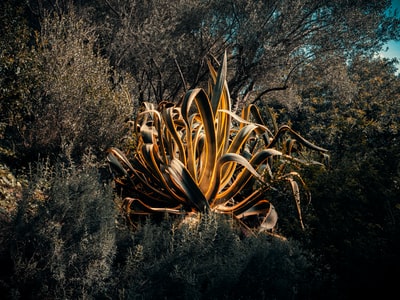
[1,0,399,299]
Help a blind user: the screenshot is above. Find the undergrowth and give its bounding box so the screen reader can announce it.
[0,158,332,299]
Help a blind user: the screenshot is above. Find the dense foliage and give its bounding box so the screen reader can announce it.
[0,2,133,164]
[1,0,399,299]
[0,160,329,299]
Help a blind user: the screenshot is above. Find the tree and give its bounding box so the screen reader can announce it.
[14,0,400,110]
[292,55,400,299]
[73,0,399,109]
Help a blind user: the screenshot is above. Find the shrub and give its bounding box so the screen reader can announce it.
[115,213,329,299]
[0,157,332,299]
[0,1,38,167]
[5,157,117,299]
[1,8,134,165]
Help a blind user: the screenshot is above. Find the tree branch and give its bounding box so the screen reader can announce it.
[251,85,289,104]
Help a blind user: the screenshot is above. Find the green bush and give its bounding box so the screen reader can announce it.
[115,213,330,299]
[0,7,134,165]
[4,158,117,299]
[0,157,332,299]
[0,2,38,163]
[34,11,134,161]
[289,56,400,299]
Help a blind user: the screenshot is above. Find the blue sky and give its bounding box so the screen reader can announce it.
[381,0,400,61]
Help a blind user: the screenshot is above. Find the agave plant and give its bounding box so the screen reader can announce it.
[107,52,328,233]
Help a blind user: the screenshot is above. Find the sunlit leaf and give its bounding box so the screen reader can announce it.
[108,52,328,234]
